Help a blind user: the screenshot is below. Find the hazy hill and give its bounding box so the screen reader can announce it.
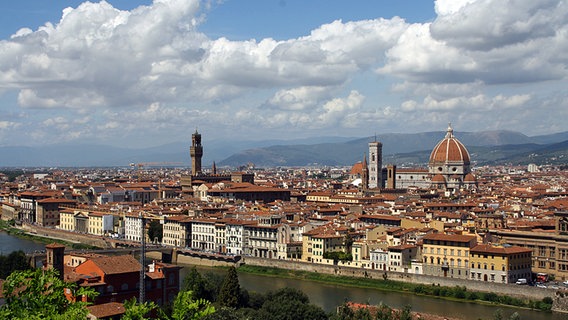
[1,130,566,168]
[219,130,567,167]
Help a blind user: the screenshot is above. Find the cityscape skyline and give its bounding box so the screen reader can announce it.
[0,0,567,149]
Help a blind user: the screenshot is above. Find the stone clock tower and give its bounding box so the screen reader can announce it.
[190,129,203,175]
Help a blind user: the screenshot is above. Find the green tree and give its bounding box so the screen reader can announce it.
[170,290,216,320]
[396,305,412,320]
[201,307,240,320]
[217,266,241,309]
[255,287,327,320]
[148,219,163,243]
[0,250,31,279]
[493,309,503,320]
[375,304,394,320]
[218,266,241,308]
[344,232,354,253]
[0,268,97,320]
[183,267,209,300]
[333,302,354,320]
[122,298,157,320]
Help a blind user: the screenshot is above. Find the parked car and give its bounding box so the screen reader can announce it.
[515,278,528,285]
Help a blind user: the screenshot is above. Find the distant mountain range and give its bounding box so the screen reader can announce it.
[1,130,567,168]
[219,130,568,167]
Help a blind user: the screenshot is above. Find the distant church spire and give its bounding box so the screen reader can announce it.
[212,161,217,175]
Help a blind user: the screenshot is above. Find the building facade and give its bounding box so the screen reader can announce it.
[422,233,477,279]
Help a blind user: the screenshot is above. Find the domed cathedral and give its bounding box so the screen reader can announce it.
[428,124,477,191]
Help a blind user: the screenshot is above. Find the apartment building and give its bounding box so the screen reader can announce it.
[490,211,568,281]
[469,244,532,284]
[162,215,192,247]
[302,225,345,263]
[36,198,76,227]
[387,244,419,273]
[369,249,388,271]
[191,219,216,251]
[124,213,145,242]
[422,233,477,279]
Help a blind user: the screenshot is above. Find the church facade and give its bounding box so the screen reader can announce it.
[357,124,476,192]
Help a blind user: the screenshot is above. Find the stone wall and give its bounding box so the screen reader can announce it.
[243,257,553,302]
[176,254,239,267]
[22,224,110,248]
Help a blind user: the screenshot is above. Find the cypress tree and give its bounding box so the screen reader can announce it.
[218,266,240,308]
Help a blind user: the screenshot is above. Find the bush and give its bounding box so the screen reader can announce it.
[452,286,467,299]
[466,291,479,300]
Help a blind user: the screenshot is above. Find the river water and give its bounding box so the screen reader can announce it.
[2,231,563,320]
[183,265,564,320]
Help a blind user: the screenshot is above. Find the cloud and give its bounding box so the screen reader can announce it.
[0,0,407,111]
[381,0,568,85]
[0,120,20,130]
[1,0,567,146]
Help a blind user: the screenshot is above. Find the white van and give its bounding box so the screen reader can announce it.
[515,278,528,285]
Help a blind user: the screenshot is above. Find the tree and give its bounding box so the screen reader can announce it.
[148,219,163,243]
[169,290,216,320]
[0,250,31,279]
[0,268,97,320]
[201,307,239,320]
[255,287,327,320]
[375,304,394,320]
[122,298,157,320]
[183,267,208,300]
[344,232,354,253]
[396,305,412,320]
[218,266,241,308]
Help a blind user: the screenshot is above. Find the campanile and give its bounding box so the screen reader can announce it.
[190,129,203,175]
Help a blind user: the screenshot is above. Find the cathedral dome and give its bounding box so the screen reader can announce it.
[464,173,477,182]
[429,124,470,166]
[432,174,446,183]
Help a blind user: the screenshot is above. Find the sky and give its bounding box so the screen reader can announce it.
[0,0,567,148]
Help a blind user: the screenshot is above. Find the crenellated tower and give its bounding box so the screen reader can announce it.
[190,129,203,175]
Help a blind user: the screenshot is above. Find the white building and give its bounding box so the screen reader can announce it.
[369,249,388,271]
[124,213,145,242]
[191,219,216,251]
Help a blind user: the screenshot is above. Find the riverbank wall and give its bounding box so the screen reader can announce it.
[242,257,552,302]
[20,224,110,248]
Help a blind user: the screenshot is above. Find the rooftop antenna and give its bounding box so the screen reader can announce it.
[139,212,146,303]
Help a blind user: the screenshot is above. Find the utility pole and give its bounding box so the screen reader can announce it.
[139,212,146,303]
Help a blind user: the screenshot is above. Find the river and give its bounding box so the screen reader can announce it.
[1,231,563,320]
[183,265,563,320]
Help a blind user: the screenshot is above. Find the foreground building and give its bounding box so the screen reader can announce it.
[46,244,181,307]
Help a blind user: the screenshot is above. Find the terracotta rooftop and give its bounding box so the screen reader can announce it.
[87,255,141,275]
[87,302,125,318]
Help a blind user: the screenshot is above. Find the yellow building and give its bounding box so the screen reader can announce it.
[88,211,105,236]
[422,233,477,279]
[470,244,532,284]
[302,225,345,263]
[491,211,568,281]
[58,208,75,231]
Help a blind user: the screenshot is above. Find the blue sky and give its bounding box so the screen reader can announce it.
[0,0,566,148]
